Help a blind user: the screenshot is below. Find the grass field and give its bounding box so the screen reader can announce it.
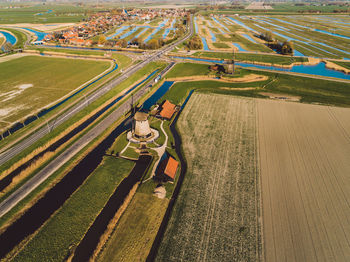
[193,51,309,65]
[0,4,86,24]
[12,157,134,262]
[99,192,168,262]
[156,93,261,261]
[257,99,350,261]
[163,63,350,107]
[0,56,110,131]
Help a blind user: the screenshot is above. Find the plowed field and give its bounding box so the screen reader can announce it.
[258,99,350,262]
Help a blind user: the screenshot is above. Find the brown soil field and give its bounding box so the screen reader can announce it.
[257,99,350,262]
[155,93,261,261]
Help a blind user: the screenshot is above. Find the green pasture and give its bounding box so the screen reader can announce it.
[12,157,134,262]
[0,56,110,130]
[0,4,86,24]
[192,51,308,65]
[162,62,350,107]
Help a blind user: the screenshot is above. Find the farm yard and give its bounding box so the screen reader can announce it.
[0,55,111,133]
[257,99,350,262]
[155,93,261,261]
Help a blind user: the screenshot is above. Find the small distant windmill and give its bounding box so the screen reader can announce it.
[226,48,235,74]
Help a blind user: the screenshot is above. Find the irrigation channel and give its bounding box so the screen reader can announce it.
[0,77,176,259]
[173,56,350,80]
[0,70,158,193]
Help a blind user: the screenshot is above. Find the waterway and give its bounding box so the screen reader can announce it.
[201,37,209,51]
[173,56,350,80]
[21,27,48,42]
[233,43,246,52]
[0,30,17,45]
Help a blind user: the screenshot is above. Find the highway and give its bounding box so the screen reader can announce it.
[0,16,193,218]
[0,15,193,167]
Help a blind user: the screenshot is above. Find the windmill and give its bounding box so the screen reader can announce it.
[226,48,235,74]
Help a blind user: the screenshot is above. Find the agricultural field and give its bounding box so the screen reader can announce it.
[257,99,350,261]
[105,17,179,47]
[0,55,111,132]
[226,15,350,59]
[193,15,272,53]
[190,14,350,60]
[156,93,261,261]
[0,4,87,24]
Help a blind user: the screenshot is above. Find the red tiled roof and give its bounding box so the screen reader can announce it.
[159,100,176,120]
[164,157,178,180]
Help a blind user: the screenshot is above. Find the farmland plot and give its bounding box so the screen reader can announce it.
[156,93,262,261]
[257,99,350,262]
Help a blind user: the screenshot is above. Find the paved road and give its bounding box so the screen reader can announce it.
[0,16,192,217]
[0,16,193,167]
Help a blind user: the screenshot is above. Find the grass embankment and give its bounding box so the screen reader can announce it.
[192,51,308,65]
[333,61,350,70]
[0,56,110,131]
[28,47,105,56]
[163,62,350,107]
[12,157,134,262]
[0,62,165,230]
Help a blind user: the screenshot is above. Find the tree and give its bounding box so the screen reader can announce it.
[148,39,159,49]
[118,39,128,48]
[281,41,293,55]
[98,35,106,45]
[188,35,203,50]
[262,31,274,42]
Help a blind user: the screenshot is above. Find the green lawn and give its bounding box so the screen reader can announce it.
[212,42,230,48]
[12,157,134,262]
[99,192,168,262]
[166,62,210,78]
[0,56,110,130]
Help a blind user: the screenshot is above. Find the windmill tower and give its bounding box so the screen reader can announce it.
[226,49,235,74]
